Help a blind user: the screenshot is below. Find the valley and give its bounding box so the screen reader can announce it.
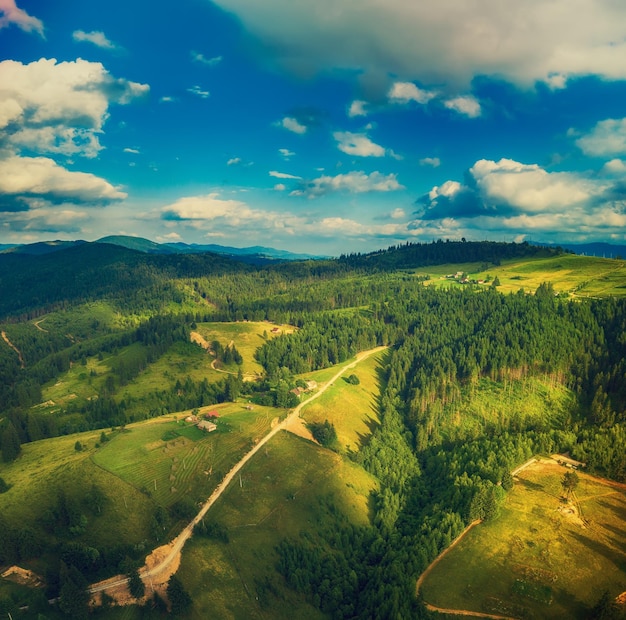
[0,239,625,619]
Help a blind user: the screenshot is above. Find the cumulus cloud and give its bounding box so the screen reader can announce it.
[72,30,118,50]
[388,82,435,105]
[602,159,626,175]
[0,155,126,206]
[576,118,626,157]
[269,170,301,179]
[191,51,222,66]
[444,95,481,118]
[273,183,287,191]
[419,158,603,222]
[188,85,210,98]
[0,0,43,36]
[420,157,441,167]
[211,0,626,88]
[348,100,368,117]
[292,170,404,198]
[227,157,242,166]
[0,58,149,158]
[412,157,626,242]
[278,116,307,134]
[333,131,386,157]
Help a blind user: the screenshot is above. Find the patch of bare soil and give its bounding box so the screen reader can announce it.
[190,331,210,350]
[1,566,44,588]
[284,414,316,443]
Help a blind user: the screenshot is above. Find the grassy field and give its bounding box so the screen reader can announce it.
[176,431,378,619]
[192,320,291,376]
[93,403,283,508]
[0,429,155,557]
[421,254,626,298]
[435,375,577,443]
[420,459,626,618]
[298,349,386,454]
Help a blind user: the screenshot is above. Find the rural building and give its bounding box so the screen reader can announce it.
[205,410,219,419]
[305,380,317,390]
[197,420,217,432]
[185,414,199,424]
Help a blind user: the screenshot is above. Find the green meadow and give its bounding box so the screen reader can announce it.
[422,254,626,298]
[93,403,282,508]
[420,460,626,619]
[298,349,386,454]
[176,432,378,619]
[192,320,290,376]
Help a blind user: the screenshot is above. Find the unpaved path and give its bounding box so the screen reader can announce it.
[33,318,48,332]
[1,330,25,368]
[191,331,257,381]
[89,346,387,603]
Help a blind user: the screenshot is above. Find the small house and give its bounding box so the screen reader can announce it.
[185,414,199,424]
[197,420,217,432]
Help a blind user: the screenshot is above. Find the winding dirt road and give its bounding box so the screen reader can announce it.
[1,330,25,368]
[89,346,387,603]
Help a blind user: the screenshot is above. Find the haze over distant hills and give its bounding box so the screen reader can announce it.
[0,236,324,263]
[2,236,626,262]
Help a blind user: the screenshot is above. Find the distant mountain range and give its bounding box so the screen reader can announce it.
[0,236,324,263]
[1,236,625,262]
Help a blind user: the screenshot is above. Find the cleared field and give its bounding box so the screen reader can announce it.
[298,349,386,453]
[93,403,283,507]
[421,255,626,298]
[420,459,626,619]
[0,429,154,552]
[193,320,290,376]
[435,375,576,443]
[177,431,378,619]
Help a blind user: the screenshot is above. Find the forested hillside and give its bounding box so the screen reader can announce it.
[0,240,625,619]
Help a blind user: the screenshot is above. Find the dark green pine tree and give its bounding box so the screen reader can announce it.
[1,422,21,462]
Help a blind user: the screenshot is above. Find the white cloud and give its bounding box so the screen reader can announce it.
[279,148,295,158]
[0,0,43,36]
[0,58,149,158]
[348,100,368,117]
[227,157,242,166]
[295,170,404,197]
[160,96,176,103]
[279,116,307,134]
[420,157,441,167]
[444,95,481,118]
[390,208,405,219]
[212,0,626,88]
[576,118,626,157]
[333,131,385,157]
[416,157,626,245]
[191,51,223,66]
[157,232,182,242]
[601,159,626,175]
[124,147,140,154]
[388,82,435,104]
[273,183,287,191]
[469,159,596,212]
[0,155,126,203]
[188,85,210,98]
[72,30,118,50]
[269,170,301,179]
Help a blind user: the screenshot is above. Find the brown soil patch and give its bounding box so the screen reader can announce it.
[190,331,211,350]
[284,414,316,443]
[1,566,44,588]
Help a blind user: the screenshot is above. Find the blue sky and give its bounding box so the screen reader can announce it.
[2,0,626,255]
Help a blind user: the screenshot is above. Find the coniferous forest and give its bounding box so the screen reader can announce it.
[1,239,626,618]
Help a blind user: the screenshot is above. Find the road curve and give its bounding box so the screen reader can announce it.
[90,346,387,595]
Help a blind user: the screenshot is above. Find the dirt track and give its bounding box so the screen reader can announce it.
[89,346,387,605]
[1,330,25,368]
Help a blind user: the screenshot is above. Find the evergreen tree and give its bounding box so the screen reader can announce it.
[1,422,21,462]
